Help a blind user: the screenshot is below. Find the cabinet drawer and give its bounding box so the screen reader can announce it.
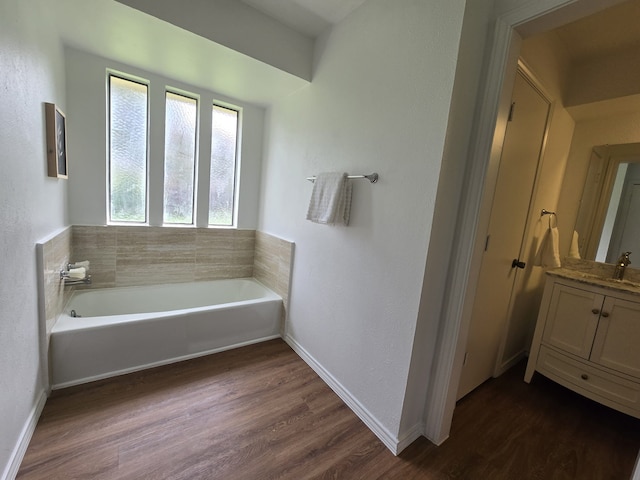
[537,345,640,417]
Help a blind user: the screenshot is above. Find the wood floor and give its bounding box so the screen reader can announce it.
[18,339,640,479]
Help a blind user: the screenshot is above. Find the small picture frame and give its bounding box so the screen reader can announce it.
[45,102,68,179]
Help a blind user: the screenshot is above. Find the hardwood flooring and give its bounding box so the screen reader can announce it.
[17,339,640,479]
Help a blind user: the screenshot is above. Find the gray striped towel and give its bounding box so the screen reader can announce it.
[306,172,352,225]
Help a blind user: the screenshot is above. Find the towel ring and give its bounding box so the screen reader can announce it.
[541,209,557,228]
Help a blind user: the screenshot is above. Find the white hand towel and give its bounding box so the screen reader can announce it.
[569,230,581,259]
[73,260,90,269]
[534,227,561,268]
[306,172,352,225]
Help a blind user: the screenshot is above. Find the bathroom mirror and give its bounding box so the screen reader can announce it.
[574,142,640,262]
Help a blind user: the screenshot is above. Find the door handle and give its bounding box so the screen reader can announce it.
[512,259,526,269]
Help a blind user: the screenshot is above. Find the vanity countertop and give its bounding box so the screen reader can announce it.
[547,267,640,296]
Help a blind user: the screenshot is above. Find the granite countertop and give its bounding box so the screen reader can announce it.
[547,266,640,296]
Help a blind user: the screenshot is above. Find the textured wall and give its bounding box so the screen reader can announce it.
[115,0,314,80]
[259,0,467,442]
[0,0,68,477]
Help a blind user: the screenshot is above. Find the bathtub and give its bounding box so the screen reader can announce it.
[50,278,282,389]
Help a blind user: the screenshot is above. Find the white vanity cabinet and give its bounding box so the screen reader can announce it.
[525,273,640,419]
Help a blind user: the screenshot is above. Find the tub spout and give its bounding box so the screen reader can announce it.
[60,269,92,286]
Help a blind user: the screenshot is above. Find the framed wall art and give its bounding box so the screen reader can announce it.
[45,102,68,179]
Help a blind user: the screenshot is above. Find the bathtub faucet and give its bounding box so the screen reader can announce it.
[60,268,92,286]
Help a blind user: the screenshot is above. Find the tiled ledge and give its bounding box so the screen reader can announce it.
[36,227,72,338]
[254,231,295,325]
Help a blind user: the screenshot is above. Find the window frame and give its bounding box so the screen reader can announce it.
[105,70,243,229]
[163,88,200,226]
[208,101,241,228]
[107,71,150,225]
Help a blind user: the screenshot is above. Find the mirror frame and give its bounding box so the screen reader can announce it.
[575,142,640,260]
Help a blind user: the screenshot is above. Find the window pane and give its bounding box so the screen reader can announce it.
[209,105,238,226]
[109,76,148,223]
[164,92,198,224]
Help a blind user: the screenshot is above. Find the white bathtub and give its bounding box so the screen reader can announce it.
[50,278,282,389]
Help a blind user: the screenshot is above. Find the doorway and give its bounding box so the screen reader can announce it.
[457,65,551,400]
[425,0,632,446]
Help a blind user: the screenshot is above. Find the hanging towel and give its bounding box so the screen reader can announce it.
[306,172,352,225]
[569,230,581,259]
[534,226,561,268]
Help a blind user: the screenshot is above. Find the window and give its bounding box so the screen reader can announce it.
[163,92,198,224]
[108,75,148,223]
[209,104,239,226]
[107,71,240,227]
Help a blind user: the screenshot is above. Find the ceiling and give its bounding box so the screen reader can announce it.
[237,0,640,58]
[51,0,640,109]
[533,0,640,119]
[550,0,640,63]
[240,0,368,37]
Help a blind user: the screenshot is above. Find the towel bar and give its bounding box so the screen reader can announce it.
[306,173,379,183]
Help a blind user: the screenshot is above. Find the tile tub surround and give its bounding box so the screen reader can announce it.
[71,226,256,288]
[254,231,295,326]
[37,227,72,337]
[37,226,296,304]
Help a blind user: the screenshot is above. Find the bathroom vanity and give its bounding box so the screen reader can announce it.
[525,268,640,419]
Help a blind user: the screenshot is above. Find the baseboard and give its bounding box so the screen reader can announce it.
[494,350,526,377]
[284,334,402,455]
[396,423,424,453]
[632,449,640,480]
[2,390,47,480]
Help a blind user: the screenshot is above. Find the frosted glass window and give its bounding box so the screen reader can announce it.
[209,105,238,226]
[109,75,148,223]
[163,92,198,224]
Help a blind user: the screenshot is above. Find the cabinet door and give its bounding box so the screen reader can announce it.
[542,284,603,359]
[591,296,640,379]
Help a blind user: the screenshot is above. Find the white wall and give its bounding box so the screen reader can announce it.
[0,0,68,477]
[400,0,495,443]
[566,45,640,107]
[65,48,265,229]
[115,0,314,81]
[259,0,469,446]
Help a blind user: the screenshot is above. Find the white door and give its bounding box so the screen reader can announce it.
[457,68,551,400]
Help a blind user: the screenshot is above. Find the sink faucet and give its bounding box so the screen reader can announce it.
[613,251,632,280]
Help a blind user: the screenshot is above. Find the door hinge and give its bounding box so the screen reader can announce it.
[508,102,515,122]
[463,352,469,366]
[484,235,491,252]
